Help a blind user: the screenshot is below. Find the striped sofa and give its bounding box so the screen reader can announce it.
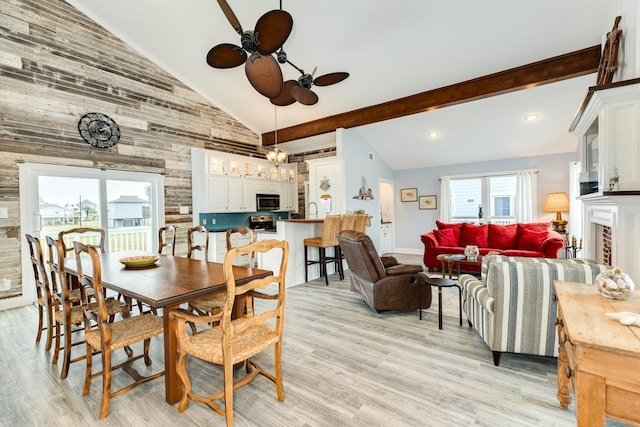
[458,255,608,366]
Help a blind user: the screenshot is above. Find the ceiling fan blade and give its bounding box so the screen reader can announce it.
[216,0,243,35]
[291,85,318,106]
[270,80,297,106]
[313,72,350,87]
[206,43,247,68]
[254,9,293,55]
[245,52,284,99]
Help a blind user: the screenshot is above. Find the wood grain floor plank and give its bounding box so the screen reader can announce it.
[0,255,632,426]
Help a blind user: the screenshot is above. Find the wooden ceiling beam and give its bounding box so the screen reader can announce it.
[262,45,601,146]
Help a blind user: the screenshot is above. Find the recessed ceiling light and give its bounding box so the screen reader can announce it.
[427,131,440,139]
[524,113,540,122]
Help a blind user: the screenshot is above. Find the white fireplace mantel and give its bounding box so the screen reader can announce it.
[582,193,640,282]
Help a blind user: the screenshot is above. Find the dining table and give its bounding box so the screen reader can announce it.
[63,251,273,405]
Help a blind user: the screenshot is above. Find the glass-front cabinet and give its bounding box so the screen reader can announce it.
[191,148,297,219]
[208,154,227,175]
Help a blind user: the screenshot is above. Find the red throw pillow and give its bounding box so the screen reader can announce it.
[434,228,457,246]
[517,228,548,251]
[460,223,489,247]
[488,223,518,249]
[435,220,464,244]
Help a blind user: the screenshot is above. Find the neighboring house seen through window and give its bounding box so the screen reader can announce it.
[441,170,536,224]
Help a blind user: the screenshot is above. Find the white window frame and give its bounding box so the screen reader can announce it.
[441,169,537,224]
[8,163,165,311]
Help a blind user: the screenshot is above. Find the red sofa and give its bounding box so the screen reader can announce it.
[420,221,564,272]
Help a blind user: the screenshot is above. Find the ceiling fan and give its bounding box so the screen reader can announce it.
[206,0,293,99]
[270,49,349,106]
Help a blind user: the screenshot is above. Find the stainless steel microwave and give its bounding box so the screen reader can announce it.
[256,193,280,211]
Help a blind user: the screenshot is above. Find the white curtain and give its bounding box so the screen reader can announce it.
[439,176,451,221]
[515,169,537,222]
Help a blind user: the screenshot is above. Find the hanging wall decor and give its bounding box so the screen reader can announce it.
[401,188,417,202]
[319,176,331,191]
[419,195,437,210]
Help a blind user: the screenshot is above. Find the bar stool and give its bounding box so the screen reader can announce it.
[353,214,368,233]
[337,214,356,268]
[304,214,343,285]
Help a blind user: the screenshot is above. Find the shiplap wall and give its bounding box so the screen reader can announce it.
[0,0,325,299]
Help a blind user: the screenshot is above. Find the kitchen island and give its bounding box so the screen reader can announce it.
[256,218,342,287]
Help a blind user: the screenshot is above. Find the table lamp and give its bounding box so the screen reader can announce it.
[543,192,570,233]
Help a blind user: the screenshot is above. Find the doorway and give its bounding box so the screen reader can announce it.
[378,179,394,254]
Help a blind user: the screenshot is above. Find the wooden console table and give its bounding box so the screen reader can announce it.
[554,280,640,426]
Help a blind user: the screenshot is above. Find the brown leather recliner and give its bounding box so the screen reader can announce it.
[337,230,432,313]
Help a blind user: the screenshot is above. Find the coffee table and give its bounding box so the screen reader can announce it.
[437,253,483,278]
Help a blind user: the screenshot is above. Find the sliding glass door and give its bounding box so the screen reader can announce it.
[13,163,165,310]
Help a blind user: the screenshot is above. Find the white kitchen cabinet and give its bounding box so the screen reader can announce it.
[572,81,640,194]
[192,148,297,216]
[206,175,230,211]
[380,223,393,254]
[228,177,257,212]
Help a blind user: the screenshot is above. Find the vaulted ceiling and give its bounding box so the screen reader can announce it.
[66,0,616,169]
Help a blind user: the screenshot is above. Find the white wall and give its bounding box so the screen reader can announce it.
[339,128,395,250]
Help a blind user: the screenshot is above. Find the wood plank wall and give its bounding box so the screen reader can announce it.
[0,0,333,299]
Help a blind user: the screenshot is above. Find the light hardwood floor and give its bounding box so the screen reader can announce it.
[0,254,630,426]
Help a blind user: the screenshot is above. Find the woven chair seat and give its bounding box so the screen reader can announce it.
[303,236,326,247]
[54,298,126,325]
[85,314,163,351]
[189,293,225,313]
[182,320,278,364]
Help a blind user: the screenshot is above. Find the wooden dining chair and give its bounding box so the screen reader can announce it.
[46,236,127,379]
[187,225,209,261]
[158,225,177,255]
[226,226,257,267]
[169,239,289,426]
[74,241,165,419]
[58,227,106,255]
[25,234,55,351]
[187,226,257,327]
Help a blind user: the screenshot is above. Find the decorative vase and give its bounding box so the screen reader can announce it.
[596,267,635,300]
[464,245,479,261]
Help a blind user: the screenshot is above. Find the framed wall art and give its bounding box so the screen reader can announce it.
[419,195,437,210]
[400,188,417,202]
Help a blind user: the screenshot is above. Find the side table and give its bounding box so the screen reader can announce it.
[419,275,462,329]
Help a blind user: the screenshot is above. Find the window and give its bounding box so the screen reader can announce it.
[443,170,535,224]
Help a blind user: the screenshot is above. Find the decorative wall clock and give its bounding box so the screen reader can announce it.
[78,112,121,148]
